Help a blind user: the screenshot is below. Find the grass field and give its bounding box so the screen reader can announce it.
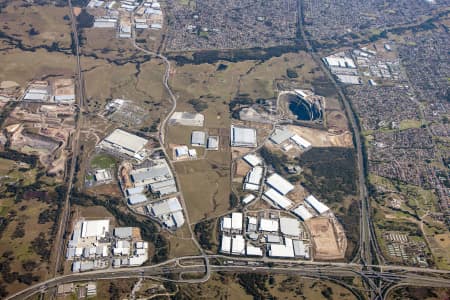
[0,1,72,48]
[0,47,76,86]
[90,153,117,169]
[175,157,230,223]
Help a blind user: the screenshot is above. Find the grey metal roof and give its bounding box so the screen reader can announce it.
[191,131,206,145]
[114,227,133,238]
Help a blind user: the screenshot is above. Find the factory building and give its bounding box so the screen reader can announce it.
[191,131,207,146]
[263,188,293,210]
[266,173,294,195]
[259,218,279,232]
[81,220,110,238]
[94,169,112,182]
[126,186,145,196]
[291,204,314,221]
[220,235,231,254]
[221,216,232,231]
[231,235,246,255]
[247,216,258,232]
[98,129,148,160]
[241,194,256,205]
[293,240,310,259]
[231,212,243,232]
[114,227,133,239]
[243,166,263,191]
[246,244,263,256]
[243,153,262,167]
[146,197,185,228]
[230,125,257,148]
[305,195,329,215]
[128,193,147,205]
[279,217,301,236]
[270,127,294,145]
[130,159,176,197]
[290,134,312,150]
[267,238,295,258]
[207,136,219,150]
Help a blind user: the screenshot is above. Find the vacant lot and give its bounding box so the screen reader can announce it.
[0,47,76,86]
[0,1,72,48]
[175,156,230,223]
[307,217,346,260]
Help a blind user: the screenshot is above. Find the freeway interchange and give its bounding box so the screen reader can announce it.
[7,255,450,300]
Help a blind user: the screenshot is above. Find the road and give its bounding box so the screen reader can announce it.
[129,12,210,281]
[52,0,86,276]
[7,255,450,300]
[296,0,384,267]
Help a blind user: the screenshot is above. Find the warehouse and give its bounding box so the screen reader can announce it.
[230,126,257,148]
[207,136,219,150]
[94,169,112,182]
[293,240,310,258]
[130,160,173,187]
[266,173,294,195]
[149,197,182,217]
[280,217,301,236]
[259,218,279,232]
[221,216,232,231]
[267,238,295,258]
[231,235,245,255]
[220,235,231,254]
[231,212,243,232]
[243,153,262,167]
[191,131,207,146]
[81,220,110,238]
[290,134,312,150]
[114,227,133,239]
[99,129,148,159]
[247,216,257,232]
[241,194,256,205]
[270,127,294,145]
[305,195,329,215]
[126,186,145,196]
[128,193,147,205]
[243,166,263,191]
[291,205,314,221]
[263,188,293,210]
[246,244,263,256]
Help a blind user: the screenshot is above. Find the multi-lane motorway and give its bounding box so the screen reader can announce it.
[7,255,450,300]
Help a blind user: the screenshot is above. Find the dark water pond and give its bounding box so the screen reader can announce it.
[287,94,322,121]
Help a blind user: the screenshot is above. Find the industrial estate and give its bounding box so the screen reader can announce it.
[0,0,449,298]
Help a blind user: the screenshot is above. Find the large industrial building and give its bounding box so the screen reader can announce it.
[191,131,207,146]
[146,197,185,229]
[243,166,263,191]
[230,125,257,147]
[130,159,177,196]
[266,173,294,195]
[305,195,330,215]
[98,129,148,160]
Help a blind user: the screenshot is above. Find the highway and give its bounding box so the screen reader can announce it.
[52,0,86,276]
[7,255,450,300]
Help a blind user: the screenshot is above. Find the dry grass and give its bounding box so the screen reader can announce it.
[0,47,76,86]
[0,1,72,48]
[175,157,230,223]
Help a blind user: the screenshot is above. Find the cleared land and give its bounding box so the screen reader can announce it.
[307,217,346,260]
[174,157,230,223]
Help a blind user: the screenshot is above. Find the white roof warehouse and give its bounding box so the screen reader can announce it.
[99,129,148,159]
[231,126,257,148]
